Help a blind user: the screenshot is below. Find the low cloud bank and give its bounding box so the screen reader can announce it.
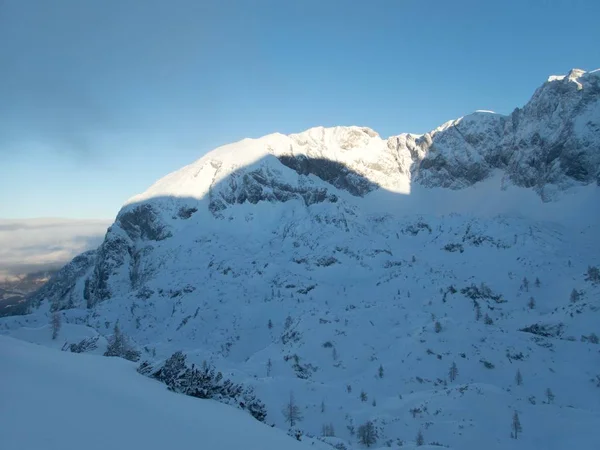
[0,219,111,279]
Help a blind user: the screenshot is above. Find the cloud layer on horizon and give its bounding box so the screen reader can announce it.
[0,219,111,279]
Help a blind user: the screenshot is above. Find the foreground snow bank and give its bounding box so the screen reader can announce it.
[0,336,318,450]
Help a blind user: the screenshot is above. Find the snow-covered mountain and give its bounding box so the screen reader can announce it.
[2,69,600,450]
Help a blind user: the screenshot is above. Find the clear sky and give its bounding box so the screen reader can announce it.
[1,0,599,220]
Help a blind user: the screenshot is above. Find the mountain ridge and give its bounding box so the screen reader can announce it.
[125,68,599,214]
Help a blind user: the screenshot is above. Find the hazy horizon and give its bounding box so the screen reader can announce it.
[0,218,111,279]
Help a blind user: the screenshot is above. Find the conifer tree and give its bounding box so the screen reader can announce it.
[51,312,61,340]
[511,411,522,439]
[357,420,378,447]
[416,429,424,446]
[545,388,555,404]
[515,369,523,386]
[449,362,458,382]
[282,392,303,427]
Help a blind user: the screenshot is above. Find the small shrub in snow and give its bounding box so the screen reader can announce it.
[484,314,494,325]
[138,351,267,422]
[287,428,302,441]
[443,243,464,253]
[528,297,536,309]
[461,283,504,303]
[585,265,600,284]
[410,407,422,418]
[587,333,599,344]
[136,360,154,376]
[65,336,99,353]
[104,324,140,362]
[378,364,384,378]
[360,390,368,402]
[480,359,495,369]
[434,321,442,333]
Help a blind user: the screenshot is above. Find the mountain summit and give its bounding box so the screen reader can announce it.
[2,69,600,450]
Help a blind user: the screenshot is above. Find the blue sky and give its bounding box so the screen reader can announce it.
[1,0,599,219]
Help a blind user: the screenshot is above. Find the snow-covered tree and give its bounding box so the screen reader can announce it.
[321,423,335,437]
[528,297,536,310]
[475,302,482,321]
[511,411,522,439]
[50,312,61,340]
[545,388,555,404]
[570,288,580,303]
[360,390,368,402]
[515,369,523,386]
[378,364,384,378]
[449,362,458,382]
[157,350,187,388]
[416,429,424,446]
[357,420,378,447]
[282,392,303,427]
[521,277,529,292]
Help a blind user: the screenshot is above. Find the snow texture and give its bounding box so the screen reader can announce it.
[0,336,326,450]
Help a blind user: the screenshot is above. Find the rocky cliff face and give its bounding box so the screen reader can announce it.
[412,69,600,196]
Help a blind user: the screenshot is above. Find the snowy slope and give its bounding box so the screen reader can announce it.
[0,335,328,450]
[2,68,600,450]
